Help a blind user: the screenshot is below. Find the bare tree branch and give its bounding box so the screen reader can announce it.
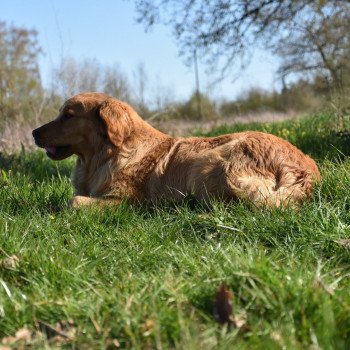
[134,0,350,89]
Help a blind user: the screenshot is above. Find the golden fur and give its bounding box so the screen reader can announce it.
[32,92,321,208]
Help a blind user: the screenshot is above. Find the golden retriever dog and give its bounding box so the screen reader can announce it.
[32,92,321,208]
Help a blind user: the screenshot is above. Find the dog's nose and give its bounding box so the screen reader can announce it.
[32,128,40,138]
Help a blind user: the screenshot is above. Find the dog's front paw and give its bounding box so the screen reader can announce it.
[70,195,93,208]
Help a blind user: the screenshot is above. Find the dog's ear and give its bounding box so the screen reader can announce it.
[98,99,133,147]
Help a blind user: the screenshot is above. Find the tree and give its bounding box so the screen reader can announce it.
[135,1,350,89]
[132,62,149,115]
[52,57,102,100]
[103,64,131,102]
[0,21,43,126]
[52,58,134,103]
[275,2,350,91]
[178,91,218,120]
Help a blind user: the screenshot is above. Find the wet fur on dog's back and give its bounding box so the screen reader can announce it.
[32,92,321,208]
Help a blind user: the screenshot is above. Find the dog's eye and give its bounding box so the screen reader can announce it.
[63,113,73,120]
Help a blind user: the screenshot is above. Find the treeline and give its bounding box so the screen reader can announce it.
[0,19,349,133]
[220,78,333,118]
[0,21,174,130]
[135,0,350,120]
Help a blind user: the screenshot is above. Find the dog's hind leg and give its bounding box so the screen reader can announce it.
[226,168,314,208]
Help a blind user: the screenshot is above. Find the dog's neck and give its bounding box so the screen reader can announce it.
[73,122,171,197]
[73,141,113,197]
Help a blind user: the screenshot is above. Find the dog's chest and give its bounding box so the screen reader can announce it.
[73,161,112,197]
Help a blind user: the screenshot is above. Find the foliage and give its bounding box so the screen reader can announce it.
[0,21,43,128]
[1,113,350,348]
[146,92,218,121]
[177,92,218,120]
[220,80,325,116]
[275,2,350,91]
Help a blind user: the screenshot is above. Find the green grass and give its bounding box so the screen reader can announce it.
[1,113,350,349]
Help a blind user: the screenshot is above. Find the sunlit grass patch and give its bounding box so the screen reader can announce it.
[0,113,350,349]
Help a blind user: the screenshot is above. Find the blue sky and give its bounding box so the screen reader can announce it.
[1,0,279,101]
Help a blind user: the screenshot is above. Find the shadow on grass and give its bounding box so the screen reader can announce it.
[294,131,350,161]
[0,178,72,216]
[0,150,74,181]
[0,150,73,215]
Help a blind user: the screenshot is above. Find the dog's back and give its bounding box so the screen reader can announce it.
[148,131,320,207]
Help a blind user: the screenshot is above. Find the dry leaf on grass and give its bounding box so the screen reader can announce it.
[0,255,19,270]
[37,319,76,342]
[106,338,121,349]
[90,316,102,334]
[214,283,234,325]
[141,319,154,336]
[233,311,252,333]
[213,283,252,333]
[1,328,32,345]
[336,238,350,248]
[271,330,283,344]
[1,321,76,348]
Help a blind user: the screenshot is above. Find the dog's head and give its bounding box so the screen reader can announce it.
[32,92,135,160]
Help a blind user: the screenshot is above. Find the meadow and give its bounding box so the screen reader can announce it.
[0,113,350,349]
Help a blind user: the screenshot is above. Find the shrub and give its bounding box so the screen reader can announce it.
[176,92,219,120]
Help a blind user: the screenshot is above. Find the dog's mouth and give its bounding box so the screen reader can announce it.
[44,145,72,160]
